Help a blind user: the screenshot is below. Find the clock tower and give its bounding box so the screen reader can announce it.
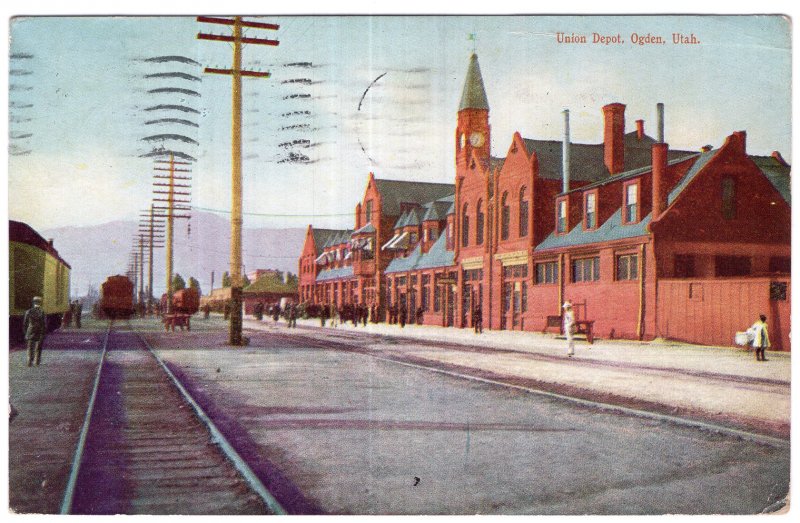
[456,53,491,172]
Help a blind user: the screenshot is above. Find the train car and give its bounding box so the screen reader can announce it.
[100,275,135,319]
[9,220,72,341]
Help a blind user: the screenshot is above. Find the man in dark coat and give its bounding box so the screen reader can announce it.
[472,305,483,334]
[24,296,47,366]
[399,302,407,328]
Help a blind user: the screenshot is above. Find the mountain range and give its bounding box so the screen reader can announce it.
[41,211,306,298]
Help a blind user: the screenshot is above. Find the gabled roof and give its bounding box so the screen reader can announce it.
[536,209,651,252]
[458,53,489,111]
[569,153,700,194]
[310,228,346,255]
[374,178,455,215]
[751,154,791,204]
[322,229,353,249]
[522,134,694,184]
[667,149,717,206]
[422,199,451,222]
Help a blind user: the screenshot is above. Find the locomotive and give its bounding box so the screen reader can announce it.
[99,275,135,319]
[9,220,72,341]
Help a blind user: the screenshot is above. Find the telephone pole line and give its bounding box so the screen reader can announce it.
[198,15,279,345]
[152,153,192,313]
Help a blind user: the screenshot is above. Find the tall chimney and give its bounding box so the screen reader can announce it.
[562,109,571,193]
[603,103,625,175]
[656,102,665,143]
[652,142,669,220]
[635,119,644,140]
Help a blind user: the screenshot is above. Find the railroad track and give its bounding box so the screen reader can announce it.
[59,322,284,515]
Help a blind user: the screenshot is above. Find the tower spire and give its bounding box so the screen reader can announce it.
[458,53,489,111]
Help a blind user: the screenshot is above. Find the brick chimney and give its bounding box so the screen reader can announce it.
[603,103,626,174]
[771,150,789,166]
[651,142,669,221]
[635,119,644,140]
[724,131,747,155]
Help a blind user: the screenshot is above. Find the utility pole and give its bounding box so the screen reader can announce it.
[198,16,279,345]
[152,153,192,313]
[138,205,165,314]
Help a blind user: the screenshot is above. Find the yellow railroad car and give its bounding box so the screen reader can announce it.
[9,220,71,341]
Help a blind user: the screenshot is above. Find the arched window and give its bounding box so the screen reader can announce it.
[501,192,510,241]
[461,203,470,247]
[519,186,529,238]
[476,200,485,245]
[721,177,736,220]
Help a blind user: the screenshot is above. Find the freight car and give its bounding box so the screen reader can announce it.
[100,275,135,319]
[9,221,72,342]
[160,287,200,331]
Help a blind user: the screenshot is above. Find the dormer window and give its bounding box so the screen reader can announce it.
[556,199,567,234]
[584,191,597,230]
[410,232,418,244]
[624,182,639,224]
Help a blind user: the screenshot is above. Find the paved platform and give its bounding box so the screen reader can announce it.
[244,316,790,439]
[9,331,106,513]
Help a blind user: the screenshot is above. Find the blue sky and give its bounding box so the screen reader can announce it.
[7,14,792,231]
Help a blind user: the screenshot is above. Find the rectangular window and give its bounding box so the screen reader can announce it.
[501,206,510,240]
[535,261,559,284]
[556,200,567,233]
[585,192,597,229]
[625,183,638,223]
[770,281,787,301]
[715,256,751,277]
[365,200,373,224]
[410,232,418,244]
[616,254,639,281]
[572,256,600,283]
[519,200,529,237]
[674,254,696,278]
[521,281,528,312]
[769,256,791,274]
[434,278,441,312]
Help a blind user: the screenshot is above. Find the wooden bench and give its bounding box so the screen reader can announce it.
[543,315,595,344]
[162,314,191,332]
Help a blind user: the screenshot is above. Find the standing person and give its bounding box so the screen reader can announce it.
[272,303,281,324]
[750,314,771,361]
[288,302,297,328]
[75,301,83,329]
[320,303,328,327]
[399,301,407,328]
[563,301,576,357]
[362,303,368,327]
[24,297,47,367]
[473,305,483,334]
[203,303,211,319]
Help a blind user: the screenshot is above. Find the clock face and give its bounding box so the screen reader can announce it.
[469,131,485,147]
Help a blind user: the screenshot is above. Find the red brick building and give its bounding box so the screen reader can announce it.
[299,53,791,350]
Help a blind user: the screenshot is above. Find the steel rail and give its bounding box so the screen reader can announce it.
[137,334,287,515]
[59,324,112,514]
